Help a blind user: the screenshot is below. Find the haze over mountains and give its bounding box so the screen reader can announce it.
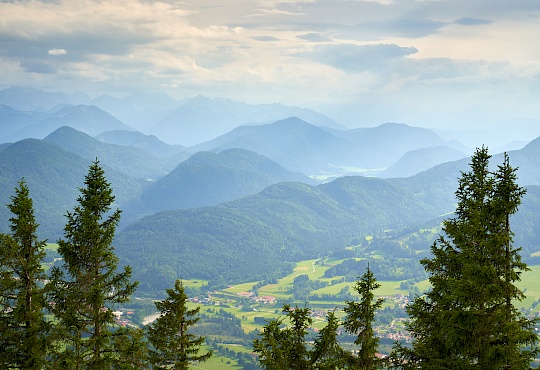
[1,86,540,293]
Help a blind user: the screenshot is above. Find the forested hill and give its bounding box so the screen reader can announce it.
[115,151,540,294]
[140,148,315,212]
[114,171,461,293]
[0,139,145,238]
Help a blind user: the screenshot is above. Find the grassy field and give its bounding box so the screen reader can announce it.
[222,257,540,312]
[516,265,540,310]
[190,345,242,370]
[45,242,59,251]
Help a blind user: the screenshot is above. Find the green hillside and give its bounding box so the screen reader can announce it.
[141,148,314,211]
[115,175,456,294]
[0,139,145,239]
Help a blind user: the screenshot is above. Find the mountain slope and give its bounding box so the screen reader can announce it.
[43,126,176,180]
[0,139,144,239]
[141,148,315,211]
[95,129,188,159]
[380,146,469,178]
[193,119,469,176]
[0,104,49,141]
[191,117,356,174]
[115,173,454,292]
[324,122,468,168]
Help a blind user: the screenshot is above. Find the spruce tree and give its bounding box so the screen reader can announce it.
[394,148,538,369]
[343,265,384,369]
[49,160,138,369]
[283,304,313,370]
[310,309,346,369]
[147,279,212,369]
[0,180,48,369]
[253,304,313,370]
[112,327,149,370]
[253,317,290,370]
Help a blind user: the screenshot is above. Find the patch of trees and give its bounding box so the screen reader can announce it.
[254,266,385,369]
[323,257,426,281]
[0,162,212,369]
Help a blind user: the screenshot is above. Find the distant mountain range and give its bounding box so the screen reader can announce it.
[192,118,467,175]
[2,86,540,294]
[0,87,343,146]
[1,104,134,142]
[145,95,344,145]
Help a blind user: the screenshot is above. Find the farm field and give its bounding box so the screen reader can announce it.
[45,239,540,366]
[169,258,540,364]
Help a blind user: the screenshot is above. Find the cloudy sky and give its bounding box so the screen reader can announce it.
[1,0,539,128]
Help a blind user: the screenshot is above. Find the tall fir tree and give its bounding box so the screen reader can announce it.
[394,147,538,369]
[49,160,138,369]
[343,265,385,369]
[0,180,49,369]
[283,304,313,370]
[310,309,347,370]
[147,279,212,369]
[252,316,290,370]
[253,304,313,370]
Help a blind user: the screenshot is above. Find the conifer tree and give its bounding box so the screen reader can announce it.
[283,304,313,370]
[253,317,290,370]
[394,147,538,369]
[310,309,346,370]
[49,160,138,369]
[147,279,212,369]
[253,304,313,370]
[112,327,149,370]
[0,180,49,369]
[343,265,384,369]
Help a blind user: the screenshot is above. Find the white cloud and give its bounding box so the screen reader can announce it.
[0,0,538,129]
[48,48,67,56]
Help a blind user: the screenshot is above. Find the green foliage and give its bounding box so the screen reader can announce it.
[0,180,49,369]
[253,304,313,370]
[310,310,347,369]
[147,280,212,369]
[394,148,539,369]
[343,266,385,369]
[112,327,149,370]
[48,160,138,369]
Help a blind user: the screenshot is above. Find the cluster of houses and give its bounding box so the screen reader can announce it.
[236,291,277,304]
[110,308,135,327]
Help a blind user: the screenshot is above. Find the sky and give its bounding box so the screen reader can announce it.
[1,0,539,129]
